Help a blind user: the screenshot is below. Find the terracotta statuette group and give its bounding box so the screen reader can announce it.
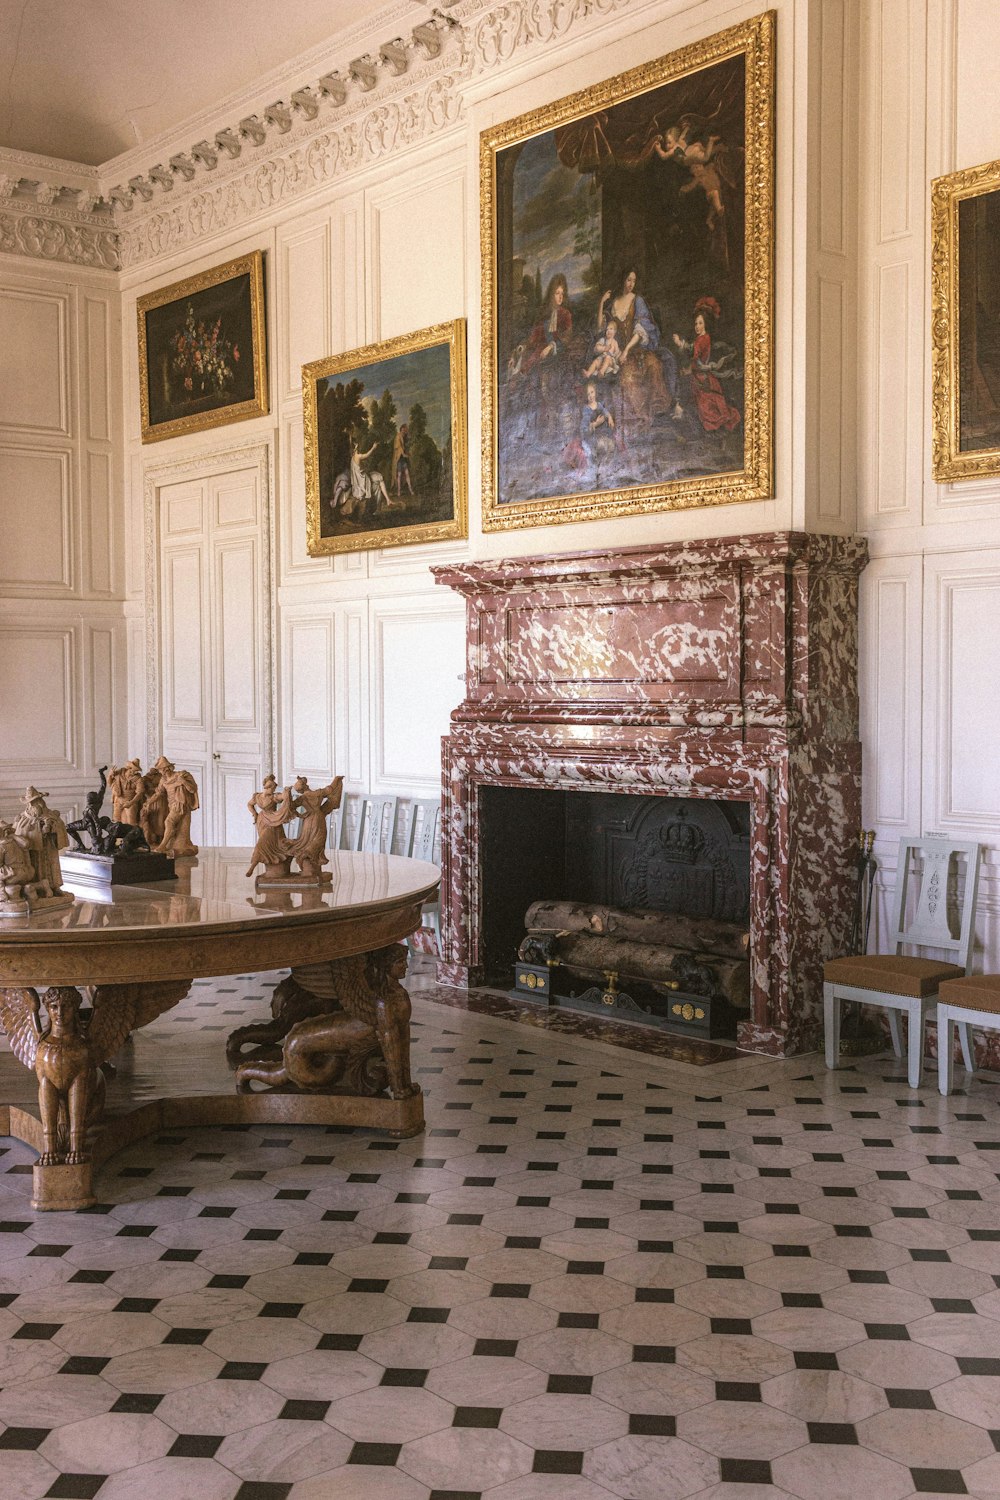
[106,756,200,858]
[0,786,73,918]
[247,774,344,886]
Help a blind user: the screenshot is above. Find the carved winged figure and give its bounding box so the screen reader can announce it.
[0,982,188,1166]
[234,943,417,1101]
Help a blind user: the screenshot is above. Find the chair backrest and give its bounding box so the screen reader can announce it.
[892,837,982,971]
[355,794,398,854]
[406,799,441,864]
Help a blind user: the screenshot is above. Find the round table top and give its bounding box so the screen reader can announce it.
[0,848,441,988]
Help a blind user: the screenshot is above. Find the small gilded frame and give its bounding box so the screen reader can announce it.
[932,158,1000,481]
[303,319,468,556]
[480,11,775,531]
[137,251,268,443]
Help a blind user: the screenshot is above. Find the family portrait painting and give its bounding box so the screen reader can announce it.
[482,13,774,529]
[138,251,268,443]
[303,320,468,556]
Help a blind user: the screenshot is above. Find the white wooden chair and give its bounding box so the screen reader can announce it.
[937,973,1000,1095]
[356,794,398,854]
[823,837,982,1087]
[405,799,441,953]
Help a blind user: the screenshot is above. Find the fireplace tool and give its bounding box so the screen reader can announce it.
[840,829,883,1055]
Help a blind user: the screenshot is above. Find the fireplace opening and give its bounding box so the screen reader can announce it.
[479,786,752,1037]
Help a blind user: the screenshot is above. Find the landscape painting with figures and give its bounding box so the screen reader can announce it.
[303,320,468,556]
[481,12,774,529]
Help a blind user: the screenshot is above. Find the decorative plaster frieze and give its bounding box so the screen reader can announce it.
[115,0,634,270]
[0,207,119,270]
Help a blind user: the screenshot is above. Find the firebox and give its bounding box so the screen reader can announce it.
[434,532,868,1056]
[478,787,751,1036]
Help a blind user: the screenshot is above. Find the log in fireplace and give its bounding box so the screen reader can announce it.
[434,532,868,1056]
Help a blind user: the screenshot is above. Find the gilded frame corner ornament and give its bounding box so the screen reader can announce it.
[931,156,1000,483]
[137,250,268,444]
[302,318,468,557]
[480,10,775,533]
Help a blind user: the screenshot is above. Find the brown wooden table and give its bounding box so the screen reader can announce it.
[0,848,439,1210]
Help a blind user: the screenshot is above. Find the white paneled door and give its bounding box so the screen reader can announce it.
[157,462,271,849]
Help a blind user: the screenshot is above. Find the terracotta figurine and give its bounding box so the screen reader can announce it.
[285,775,344,882]
[154,760,200,858]
[246,775,294,880]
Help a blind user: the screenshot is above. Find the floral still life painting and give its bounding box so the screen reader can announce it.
[137,251,268,443]
[481,12,774,530]
[303,320,468,556]
[932,158,1000,481]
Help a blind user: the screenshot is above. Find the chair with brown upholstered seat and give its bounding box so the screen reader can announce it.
[937,973,1000,1095]
[823,837,982,1087]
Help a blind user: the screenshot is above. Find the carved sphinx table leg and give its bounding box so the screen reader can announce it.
[230,942,424,1140]
[0,979,192,1212]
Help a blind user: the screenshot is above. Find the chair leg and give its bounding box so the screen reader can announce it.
[823,984,840,1070]
[886,1008,903,1059]
[939,1010,956,1096]
[906,1002,924,1088]
[958,1021,975,1074]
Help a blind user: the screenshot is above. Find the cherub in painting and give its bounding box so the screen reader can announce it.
[652,114,728,228]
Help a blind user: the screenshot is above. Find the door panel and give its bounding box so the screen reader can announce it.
[163,547,206,729]
[158,463,269,847]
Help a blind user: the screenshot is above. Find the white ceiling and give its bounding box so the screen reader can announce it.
[0,0,406,167]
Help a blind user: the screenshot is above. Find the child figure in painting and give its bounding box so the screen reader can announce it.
[579,381,616,466]
[582,319,623,380]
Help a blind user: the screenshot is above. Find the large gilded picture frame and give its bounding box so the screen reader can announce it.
[932,157,1000,481]
[481,11,774,531]
[303,319,468,556]
[137,251,268,443]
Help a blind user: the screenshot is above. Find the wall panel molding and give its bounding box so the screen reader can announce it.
[0,445,74,594]
[860,557,922,835]
[0,624,76,773]
[371,597,465,794]
[83,294,112,442]
[925,552,1000,835]
[282,611,335,780]
[277,211,333,402]
[0,285,70,436]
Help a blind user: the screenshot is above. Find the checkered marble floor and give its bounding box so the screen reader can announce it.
[1,973,1000,1499]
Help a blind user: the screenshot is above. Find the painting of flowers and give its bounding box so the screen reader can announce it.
[480,12,774,530]
[303,319,467,556]
[138,251,268,443]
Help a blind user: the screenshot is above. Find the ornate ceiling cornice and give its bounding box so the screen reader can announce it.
[2,0,638,275]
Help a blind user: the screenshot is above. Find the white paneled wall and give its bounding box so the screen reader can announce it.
[0,257,125,820]
[859,0,1000,967]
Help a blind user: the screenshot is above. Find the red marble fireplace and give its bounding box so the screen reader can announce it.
[433,532,868,1056]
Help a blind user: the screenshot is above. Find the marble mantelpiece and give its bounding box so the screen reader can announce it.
[434,532,869,1056]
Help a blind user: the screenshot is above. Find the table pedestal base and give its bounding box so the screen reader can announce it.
[4,1086,424,1210]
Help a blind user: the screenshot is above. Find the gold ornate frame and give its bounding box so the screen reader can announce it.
[137,251,268,444]
[480,11,775,531]
[931,157,1000,481]
[303,319,468,556]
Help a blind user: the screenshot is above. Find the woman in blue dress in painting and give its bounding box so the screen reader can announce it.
[597,268,680,427]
